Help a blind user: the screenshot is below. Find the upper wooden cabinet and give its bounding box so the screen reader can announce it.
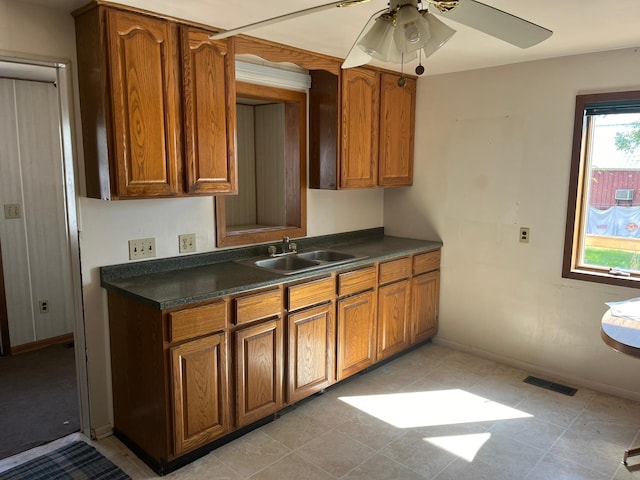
[379,73,416,187]
[181,27,237,195]
[309,68,416,190]
[74,6,237,199]
[341,68,380,189]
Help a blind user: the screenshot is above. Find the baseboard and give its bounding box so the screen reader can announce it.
[10,333,74,355]
[433,337,640,403]
[91,424,113,440]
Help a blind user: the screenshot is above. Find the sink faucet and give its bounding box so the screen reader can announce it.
[282,236,297,254]
[268,237,297,257]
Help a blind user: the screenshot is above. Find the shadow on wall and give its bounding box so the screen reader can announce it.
[384,187,441,241]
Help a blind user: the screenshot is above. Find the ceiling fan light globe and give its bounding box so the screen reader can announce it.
[393,5,431,53]
[356,42,417,64]
[420,11,456,58]
[405,24,422,44]
[358,15,395,58]
[361,43,404,63]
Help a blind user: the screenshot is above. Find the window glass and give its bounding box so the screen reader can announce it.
[564,91,640,286]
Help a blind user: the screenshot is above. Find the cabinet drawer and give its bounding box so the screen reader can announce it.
[169,301,227,343]
[288,277,335,312]
[379,257,411,285]
[413,250,441,275]
[338,266,376,297]
[235,288,281,325]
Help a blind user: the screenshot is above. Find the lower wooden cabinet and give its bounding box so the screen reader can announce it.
[170,333,229,455]
[377,258,411,361]
[105,248,440,473]
[287,303,335,403]
[336,290,376,381]
[377,279,410,361]
[234,318,283,428]
[410,271,440,344]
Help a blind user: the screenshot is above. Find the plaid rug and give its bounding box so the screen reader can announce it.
[0,441,130,479]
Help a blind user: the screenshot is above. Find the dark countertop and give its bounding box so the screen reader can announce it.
[101,229,442,310]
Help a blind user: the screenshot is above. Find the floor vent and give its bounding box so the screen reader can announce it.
[523,376,577,396]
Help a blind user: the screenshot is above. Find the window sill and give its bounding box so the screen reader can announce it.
[563,268,640,289]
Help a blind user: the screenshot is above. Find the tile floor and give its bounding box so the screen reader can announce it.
[3,342,640,479]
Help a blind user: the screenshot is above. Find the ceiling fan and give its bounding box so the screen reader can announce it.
[209,0,552,76]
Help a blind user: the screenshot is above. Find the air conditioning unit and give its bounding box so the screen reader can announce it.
[615,189,634,201]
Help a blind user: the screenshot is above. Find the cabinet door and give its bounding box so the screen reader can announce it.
[411,271,440,344]
[287,303,335,403]
[378,73,415,187]
[171,333,229,455]
[340,67,380,189]
[182,27,237,194]
[235,319,283,427]
[337,290,376,380]
[377,280,410,360]
[106,9,182,198]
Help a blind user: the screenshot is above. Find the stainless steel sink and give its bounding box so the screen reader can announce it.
[296,250,356,262]
[254,256,320,271]
[236,248,366,275]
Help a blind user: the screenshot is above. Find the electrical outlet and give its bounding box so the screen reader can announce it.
[519,227,530,243]
[128,238,156,260]
[178,233,196,253]
[39,300,49,314]
[4,203,21,219]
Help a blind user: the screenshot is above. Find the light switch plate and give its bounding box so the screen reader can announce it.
[4,204,21,219]
[128,238,156,260]
[179,233,196,253]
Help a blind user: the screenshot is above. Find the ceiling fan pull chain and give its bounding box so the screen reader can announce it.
[398,52,407,87]
[416,49,425,75]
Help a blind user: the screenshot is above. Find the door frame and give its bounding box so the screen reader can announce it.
[0,52,91,437]
[0,243,9,355]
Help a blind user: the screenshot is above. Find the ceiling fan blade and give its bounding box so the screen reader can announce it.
[433,0,552,48]
[209,0,372,40]
[341,8,388,69]
[342,46,372,69]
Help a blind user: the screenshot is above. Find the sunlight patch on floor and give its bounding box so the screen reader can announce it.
[338,389,532,429]
[424,432,492,461]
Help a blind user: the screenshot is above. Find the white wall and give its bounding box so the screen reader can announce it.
[385,46,640,400]
[0,0,385,435]
[0,1,75,60]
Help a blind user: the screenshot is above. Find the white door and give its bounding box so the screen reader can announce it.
[0,76,74,349]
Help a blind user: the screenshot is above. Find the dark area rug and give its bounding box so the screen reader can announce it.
[0,343,79,459]
[0,441,130,480]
